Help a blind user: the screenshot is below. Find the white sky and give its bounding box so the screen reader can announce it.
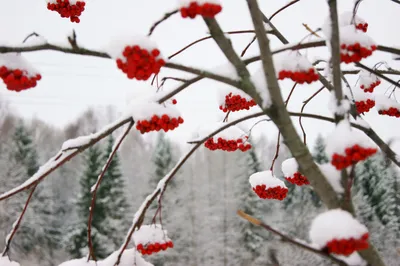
[1,0,400,152]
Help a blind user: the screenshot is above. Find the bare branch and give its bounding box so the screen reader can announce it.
[269,0,301,21]
[148,9,179,36]
[1,185,38,256]
[237,210,348,266]
[355,62,400,88]
[87,122,134,261]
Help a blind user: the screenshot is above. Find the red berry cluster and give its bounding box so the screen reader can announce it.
[325,233,369,256]
[136,115,184,134]
[331,144,377,170]
[180,2,222,18]
[378,107,400,118]
[360,80,380,93]
[204,137,251,152]
[219,93,256,113]
[137,241,174,256]
[355,23,368,32]
[278,68,319,84]
[116,46,165,81]
[47,0,85,23]
[252,185,288,200]
[340,43,376,64]
[285,172,310,186]
[355,99,375,114]
[0,66,41,92]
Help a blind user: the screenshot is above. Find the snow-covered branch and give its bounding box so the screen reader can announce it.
[237,210,349,266]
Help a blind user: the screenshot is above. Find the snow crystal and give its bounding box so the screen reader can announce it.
[194,122,247,142]
[249,170,287,189]
[133,224,171,245]
[105,35,164,61]
[309,209,368,249]
[328,91,351,116]
[281,158,299,177]
[274,51,314,72]
[0,256,20,266]
[216,86,253,106]
[322,11,367,40]
[374,95,400,111]
[0,53,40,77]
[359,70,378,88]
[125,101,182,122]
[339,25,375,47]
[350,116,370,129]
[318,163,344,193]
[58,248,153,266]
[334,252,367,266]
[338,11,367,29]
[209,62,240,80]
[21,35,47,47]
[325,119,376,158]
[250,67,272,108]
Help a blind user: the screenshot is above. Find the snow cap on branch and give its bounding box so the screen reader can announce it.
[0,256,20,266]
[251,66,272,108]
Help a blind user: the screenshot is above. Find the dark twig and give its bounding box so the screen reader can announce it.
[237,210,348,266]
[2,184,38,256]
[22,32,40,44]
[87,121,134,261]
[355,62,400,88]
[67,30,79,50]
[240,35,257,57]
[269,0,301,21]
[346,166,356,203]
[299,86,325,144]
[148,9,179,36]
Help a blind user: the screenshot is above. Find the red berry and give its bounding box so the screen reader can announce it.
[325,233,369,256]
[47,0,85,23]
[285,172,309,186]
[331,144,377,170]
[180,1,222,18]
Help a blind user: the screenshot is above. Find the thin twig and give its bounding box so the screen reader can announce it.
[87,122,134,261]
[148,9,179,36]
[237,210,348,266]
[2,184,38,256]
[355,62,400,88]
[346,166,356,203]
[269,0,301,21]
[299,86,325,144]
[22,32,40,44]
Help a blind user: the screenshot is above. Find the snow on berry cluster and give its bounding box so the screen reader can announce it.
[0,53,42,92]
[249,171,288,200]
[127,100,184,134]
[46,0,86,23]
[281,158,309,186]
[107,36,165,81]
[325,120,377,170]
[351,89,375,114]
[133,224,173,256]
[196,122,251,152]
[375,95,400,118]
[274,52,319,84]
[338,12,368,32]
[318,163,344,194]
[309,209,369,256]
[359,70,380,93]
[179,0,222,19]
[217,87,256,113]
[339,25,376,64]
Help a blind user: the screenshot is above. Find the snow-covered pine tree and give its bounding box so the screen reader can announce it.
[312,134,329,164]
[98,135,130,247]
[66,145,111,259]
[237,147,269,264]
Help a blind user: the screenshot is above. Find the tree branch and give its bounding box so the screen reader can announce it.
[148,9,179,36]
[1,184,38,256]
[237,210,348,266]
[87,121,134,261]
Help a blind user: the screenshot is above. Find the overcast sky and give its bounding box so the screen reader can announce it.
[1,0,400,153]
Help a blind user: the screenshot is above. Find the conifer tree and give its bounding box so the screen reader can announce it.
[99,135,130,246]
[67,145,110,259]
